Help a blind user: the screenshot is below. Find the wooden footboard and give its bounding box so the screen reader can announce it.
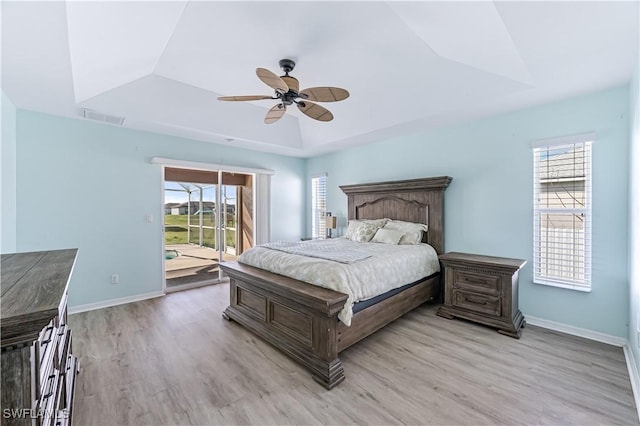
[220,261,440,389]
[221,261,349,389]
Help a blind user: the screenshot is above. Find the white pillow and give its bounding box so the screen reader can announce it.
[344,218,389,240]
[383,220,428,245]
[371,228,404,245]
[344,221,361,240]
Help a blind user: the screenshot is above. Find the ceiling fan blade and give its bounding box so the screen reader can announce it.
[299,87,349,102]
[218,95,273,101]
[265,103,286,124]
[256,68,289,93]
[297,101,334,122]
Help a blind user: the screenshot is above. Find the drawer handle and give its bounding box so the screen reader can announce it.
[465,296,489,305]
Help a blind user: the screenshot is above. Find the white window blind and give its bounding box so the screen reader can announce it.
[311,175,327,239]
[532,135,593,291]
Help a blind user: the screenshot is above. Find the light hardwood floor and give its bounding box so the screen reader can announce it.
[69,283,639,425]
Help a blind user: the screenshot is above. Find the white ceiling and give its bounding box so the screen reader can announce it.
[2,1,638,157]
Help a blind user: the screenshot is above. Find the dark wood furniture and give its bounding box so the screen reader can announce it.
[436,252,527,338]
[1,249,80,426]
[221,176,451,389]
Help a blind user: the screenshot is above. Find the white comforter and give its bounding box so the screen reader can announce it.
[237,238,440,326]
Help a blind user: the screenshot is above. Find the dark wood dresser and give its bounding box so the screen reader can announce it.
[1,249,79,425]
[436,252,527,338]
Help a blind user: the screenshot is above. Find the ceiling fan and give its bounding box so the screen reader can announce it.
[218,59,350,124]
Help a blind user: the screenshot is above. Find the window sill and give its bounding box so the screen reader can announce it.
[533,279,591,293]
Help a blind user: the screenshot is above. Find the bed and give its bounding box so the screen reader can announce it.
[220,176,452,389]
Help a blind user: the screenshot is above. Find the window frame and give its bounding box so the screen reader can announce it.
[311,174,327,239]
[532,133,594,292]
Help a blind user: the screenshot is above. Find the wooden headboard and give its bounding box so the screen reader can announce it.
[339,176,452,254]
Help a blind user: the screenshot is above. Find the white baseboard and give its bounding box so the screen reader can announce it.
[525,315,627,347]
[623,346,640,422]
[68,291,165,315]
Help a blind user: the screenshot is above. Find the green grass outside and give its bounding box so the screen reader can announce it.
[164,214,236,248]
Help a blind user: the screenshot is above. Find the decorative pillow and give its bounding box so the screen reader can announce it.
[344,221,361,240]
[350,222,382,243]
[344,218,389,240]
[382,220,428,245]
[371,228,404,245]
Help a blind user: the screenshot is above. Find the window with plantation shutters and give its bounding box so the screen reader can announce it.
[311,174,327,239]
[532,134,593,291]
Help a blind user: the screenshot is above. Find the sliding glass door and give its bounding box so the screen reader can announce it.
[163,169,250,289]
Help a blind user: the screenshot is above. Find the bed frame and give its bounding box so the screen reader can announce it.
[220,176,452,389]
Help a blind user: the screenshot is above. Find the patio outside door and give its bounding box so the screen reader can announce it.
[163,168,251,291]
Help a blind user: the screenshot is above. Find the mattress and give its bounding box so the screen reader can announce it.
[237,237,440,326]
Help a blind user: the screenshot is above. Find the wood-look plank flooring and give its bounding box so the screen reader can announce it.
[69,284,639,425]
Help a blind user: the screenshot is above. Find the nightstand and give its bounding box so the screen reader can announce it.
[436,252,527,338]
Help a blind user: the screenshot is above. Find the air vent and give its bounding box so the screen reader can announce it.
[81,109,125,126]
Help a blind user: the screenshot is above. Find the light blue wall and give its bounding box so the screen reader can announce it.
[0,91,16,253]
[307,86,630,337]
[1,90,17,253]
[11,86,633,337]
[629,56,640,372]
[15,111,306,308]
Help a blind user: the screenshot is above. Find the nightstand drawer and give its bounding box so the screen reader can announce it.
[453,290,501,316]
[453,270,500,295]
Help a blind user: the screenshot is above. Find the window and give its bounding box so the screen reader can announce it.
[311,174,327,239]
[532,134,593,291]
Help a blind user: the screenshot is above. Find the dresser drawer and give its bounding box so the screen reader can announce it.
[453,290,501,316]
[453,269,500,295]
[38,321,58,392]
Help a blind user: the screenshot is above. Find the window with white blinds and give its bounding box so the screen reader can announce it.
[532,134,593,291]
[311,175,327,239]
